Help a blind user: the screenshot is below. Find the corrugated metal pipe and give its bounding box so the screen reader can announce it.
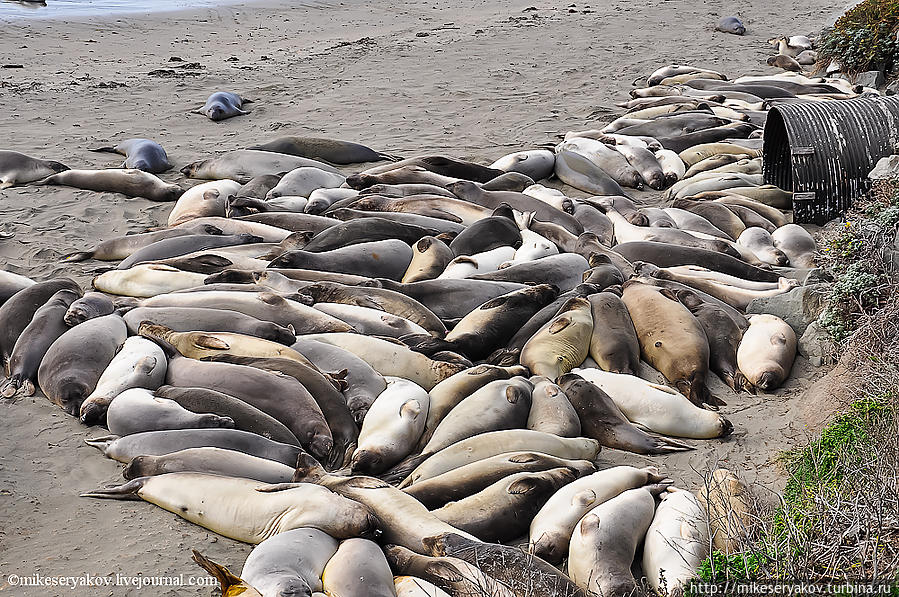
[763,94,899,224]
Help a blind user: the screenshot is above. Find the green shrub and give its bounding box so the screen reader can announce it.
[817,0,899,75]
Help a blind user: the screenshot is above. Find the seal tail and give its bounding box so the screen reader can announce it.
[84,434,121,452]
[191,550,260,596]
[399,333,458,357]
[88,146,118,154]
[380,453,430,486]
[80,477,147,500]
[376,152,404,162]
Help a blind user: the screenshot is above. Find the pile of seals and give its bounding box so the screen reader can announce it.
[0,61,873,596]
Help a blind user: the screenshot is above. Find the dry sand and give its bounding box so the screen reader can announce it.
[0,0,843,594]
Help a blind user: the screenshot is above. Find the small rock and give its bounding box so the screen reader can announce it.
[869,155,899,181]
[746,284,828,337]
[798,320,834,364]
[855,70,885,89]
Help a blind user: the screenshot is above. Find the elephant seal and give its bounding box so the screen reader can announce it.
[62,223,223,262]
[292,337,387,423]
[89,138,171,173]
[37,314,127,416]
[165,356,334,459]
[431,467,577,543]
[322,539,397,597]
[305,187,359,215]
[528,376,581,437]
[293,455,478,552]
[621,279,720,407]
[416,364,528,450]
[35,168,182,201]
[772,223,816,268]
[106,388,234,435]
[529,465,667,564]
[438,245,516,279]
[266,167,346,199]
[154,385,300,445]
[249,136,400,164]
[737,314,796,391]
[0,150,69,188]
[520,297,593,379]
[446,180,584,234]
[613,241,781,282]
[394,576,451,597]
[181,150,339,183]
[768,54,802,71]
[556,137,643,189]
[424,532,587,597]
[78,335,167,424]
[554,149,627,196]
[375,278,527,323]
[403,236,455,282]
[168,179,242,226]
[117,233,262,269]
[87,428,302,464]
[569,487,663,596]
[587,291,640,375]
[1,289,79,397]
[82,473,378,544]
[64,292,115,326]
[0,270,35,306]
[269,239,413,280]
[124,447,295,483]
[205,354,358,471]
[93,264,208,297]
[359,155,503,182]
[448,216,522,256]
[352,376,429,475]
[298,280,446,335]
[678,290,748,392]
[738,227,789,266]
[303,217,440,252]
[697,469,753,554]
[0,278,82,367]
[559,374,692,454]
[237,211,341,234]
[572,367,732,438]
[489,149,556,181]
[716,15,746,34]
[404,452,594,509]
[193,91,250,121]
[234,173,283,200]
[643,488,710,596]
[398,430,601,488]
[469,253,590,292]
[138,322,307,364]
[385,546,515,597]
[242,528,338,595]
[122,306,295,344]
[402,285,559,361]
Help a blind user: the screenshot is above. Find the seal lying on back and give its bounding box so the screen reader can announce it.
[0,150,68,188]
[248,136,400,164]
[89,138,172,173]
[35,168,182,201]
[193,91,251,121]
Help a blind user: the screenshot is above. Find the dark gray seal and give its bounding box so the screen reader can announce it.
[469,253,590,292]
[2,289,79,397]
[116,233,263,269]
[194,91,251,121]
[716,16,746,34]
[376,278,527,323]
[358,155,504,182]
[303,218,441,252]
[326,208,465,235]
[268,239,413,281]
[64,292,116,326]
[448,216,522,256]
[614,241,781,282]
[0,278,82,368]
[153,385,300,446]
[235,212,341,234]
[36,314,127,416]
[0,150,68,188]
[89,138,172,173]
[122,306,296,344]
[248,136,401,164]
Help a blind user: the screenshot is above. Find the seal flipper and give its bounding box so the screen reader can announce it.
[80,477,146,500]
[88,146,119,154]
[399,333,458,357]
[380,453,430,485]
[192,550,262,597]
[376,152,404,162]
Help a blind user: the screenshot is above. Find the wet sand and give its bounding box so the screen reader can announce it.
[0,0,841,594]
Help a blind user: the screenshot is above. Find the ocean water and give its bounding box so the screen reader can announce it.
[0,0,240,19]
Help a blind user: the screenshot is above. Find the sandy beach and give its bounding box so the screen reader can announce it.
[0,0,844,594]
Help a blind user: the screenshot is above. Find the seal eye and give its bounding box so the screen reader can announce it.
[654,341,662,347]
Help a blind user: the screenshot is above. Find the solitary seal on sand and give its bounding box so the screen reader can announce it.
[194,91,251,121]
[716,16,746,35]
[35,168,182,201]
[0,150,68,188]
[249,136,400,164]
[89,138,172,173]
